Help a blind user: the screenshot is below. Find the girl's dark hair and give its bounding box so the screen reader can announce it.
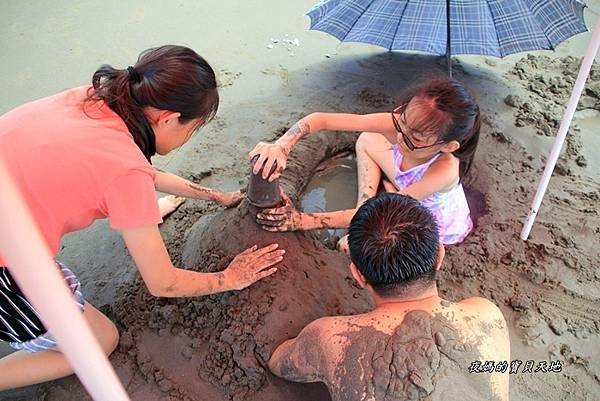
[394,76,480,180]
[348,193,440,298]
[87,45,219,161]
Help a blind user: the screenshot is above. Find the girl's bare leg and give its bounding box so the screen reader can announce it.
[355,131,397,207]
[338,132,397,253]
[0,302,119,390]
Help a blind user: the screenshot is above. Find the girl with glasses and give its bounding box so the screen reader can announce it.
[250,76,480,248]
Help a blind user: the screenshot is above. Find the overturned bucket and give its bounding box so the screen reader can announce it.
[247,156,281,208]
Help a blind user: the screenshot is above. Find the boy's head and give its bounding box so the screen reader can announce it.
[348,193,441,298]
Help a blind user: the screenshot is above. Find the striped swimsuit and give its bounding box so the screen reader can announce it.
[0,263,84,352]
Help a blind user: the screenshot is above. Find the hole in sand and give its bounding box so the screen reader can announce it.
[301,152,357,245]
[301,153,489,237]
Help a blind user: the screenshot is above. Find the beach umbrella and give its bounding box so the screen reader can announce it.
[306,0,588,77]
[307,0,598,240]
[521,18,600,240]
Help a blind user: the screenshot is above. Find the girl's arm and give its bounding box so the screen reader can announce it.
[249,112,395,181]
[259,208,356,232]
[120,224,284,297]
[395,155,460,201]
[275,112,396,152]
[256,156,460,232]
[154,169,244,207]
[256,191,355,231]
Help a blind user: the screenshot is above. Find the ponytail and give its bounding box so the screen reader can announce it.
[86,45,219,162]
[454,105,480,181]
[90,65,156,160]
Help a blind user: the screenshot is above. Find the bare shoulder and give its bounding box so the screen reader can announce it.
[305,315,355,338]
[458,296,502,309]
[430,152,460,173]
[456,297,510,355]
[303,315,342,330]
[424,153,460,189]
[280,315,348,352]
[457,300,510,401]
[268,315,348,383]
[458,297,506,321]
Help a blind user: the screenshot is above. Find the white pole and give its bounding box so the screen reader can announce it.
[521,18,600,241]
[0,161,130,401]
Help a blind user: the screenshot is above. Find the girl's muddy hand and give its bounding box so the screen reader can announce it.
[218,190,245,208]
[248,142,288,181]
[256,191,302,231]
[224,244,284,290]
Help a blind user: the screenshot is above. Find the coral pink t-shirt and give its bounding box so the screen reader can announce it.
[0,86,162,266]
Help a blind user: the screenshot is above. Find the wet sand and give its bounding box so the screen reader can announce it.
[1,1,600,400]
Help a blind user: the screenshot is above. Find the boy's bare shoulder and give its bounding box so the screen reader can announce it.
[455,297,509,343]
[457,296,505,317]
[302,314,381,348]
[307,314,363,334]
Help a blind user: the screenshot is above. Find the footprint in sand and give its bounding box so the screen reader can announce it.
[218,68,242,88]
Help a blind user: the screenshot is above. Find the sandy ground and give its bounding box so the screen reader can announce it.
[1,1,600,400]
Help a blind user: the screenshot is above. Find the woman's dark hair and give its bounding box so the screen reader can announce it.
[87,45,219,160]
[394,76,480,180]
[348,193,440,298]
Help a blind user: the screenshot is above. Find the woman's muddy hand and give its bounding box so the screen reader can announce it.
[256,191,302,232]
[248,142,288,181]
[217,190,245,208]
[224,244,284,290]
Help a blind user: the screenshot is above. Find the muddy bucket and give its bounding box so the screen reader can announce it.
[247,156,281,208]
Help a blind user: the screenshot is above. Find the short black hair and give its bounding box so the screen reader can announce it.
[348,193,440,297]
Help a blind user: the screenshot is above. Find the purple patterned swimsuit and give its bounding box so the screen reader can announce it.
[392,144,473,244]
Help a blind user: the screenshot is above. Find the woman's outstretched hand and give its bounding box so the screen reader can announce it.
[223,244,285,290]
[248,142,289,182]
[256,191,303,232]
[217,190,246,208]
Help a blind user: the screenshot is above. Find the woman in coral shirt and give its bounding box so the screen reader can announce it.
[0,45,284,389]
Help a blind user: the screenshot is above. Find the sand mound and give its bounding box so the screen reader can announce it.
[6,54,599,401]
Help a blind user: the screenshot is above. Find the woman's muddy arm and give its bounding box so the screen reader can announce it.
[154,169,243,207]
[121,225,283,297]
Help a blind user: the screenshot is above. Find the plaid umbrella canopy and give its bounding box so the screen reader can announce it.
[308,0,600,240]
[307,0,588,75]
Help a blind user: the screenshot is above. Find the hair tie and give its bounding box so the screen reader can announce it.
[127,66,142,84]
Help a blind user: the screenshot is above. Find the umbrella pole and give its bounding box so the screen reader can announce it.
[0,161,131,401]
[446,0,452,77]
[521,18,600,241]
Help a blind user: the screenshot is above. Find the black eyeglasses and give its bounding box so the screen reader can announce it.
[391,106,445,151]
